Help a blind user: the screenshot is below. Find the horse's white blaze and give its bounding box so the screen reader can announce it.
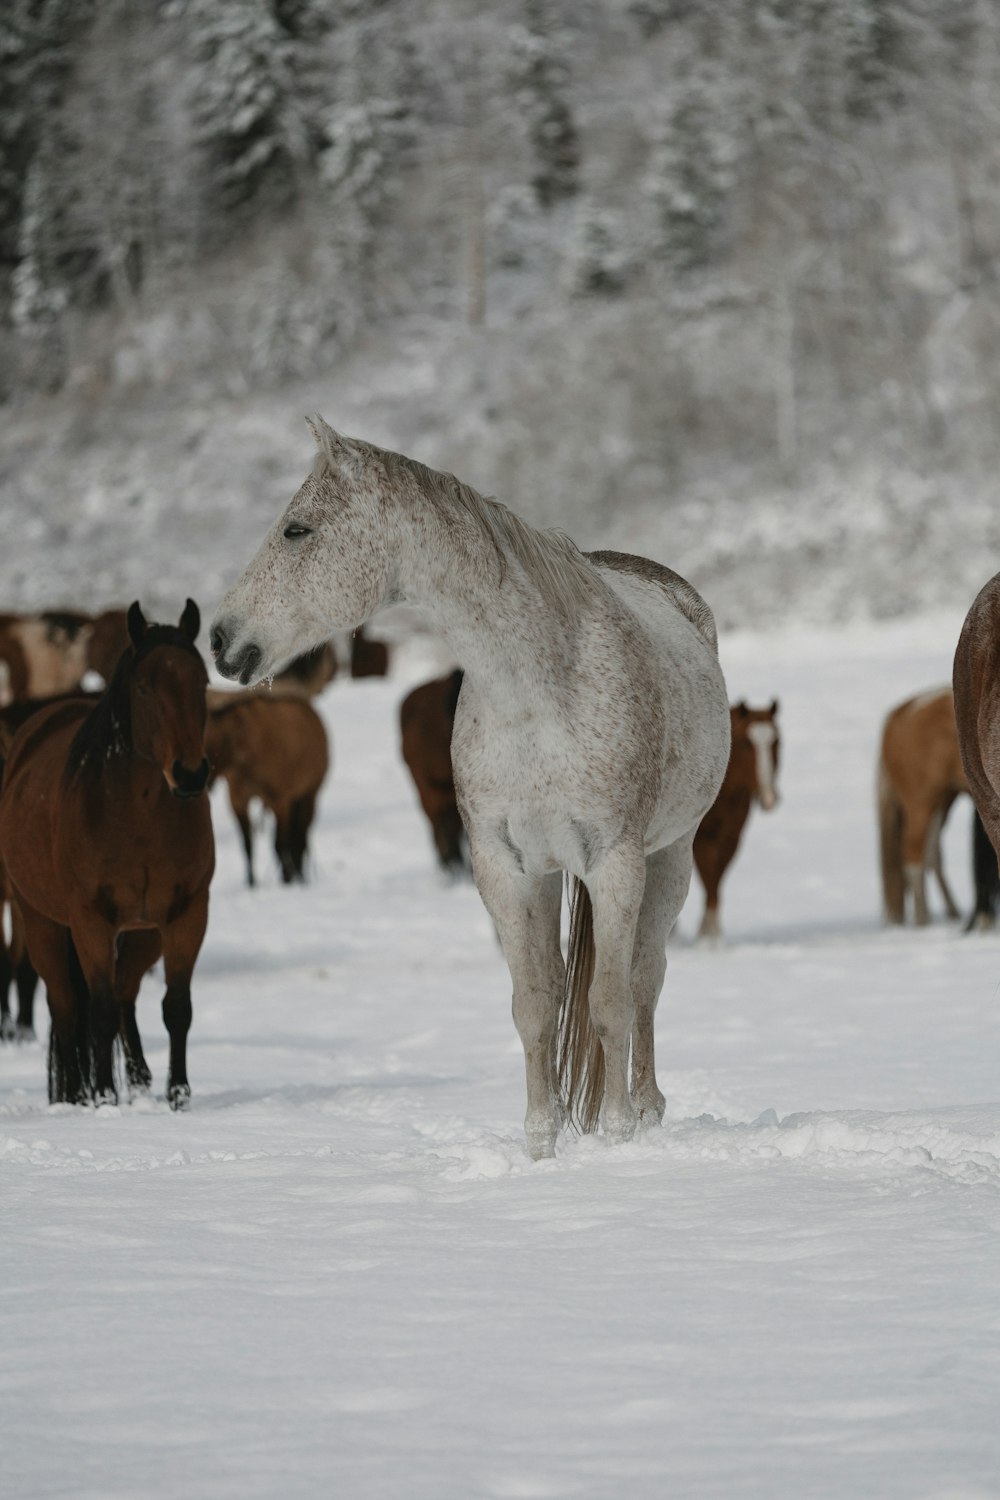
[211,417,731,1156]
[747,721,778,810]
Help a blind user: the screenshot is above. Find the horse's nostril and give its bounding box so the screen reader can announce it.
[209,626,226,659]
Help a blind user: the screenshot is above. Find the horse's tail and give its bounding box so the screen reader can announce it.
[878,758,906,923]
[557,876,603,1133]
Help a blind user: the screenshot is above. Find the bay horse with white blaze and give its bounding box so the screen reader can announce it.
[953,572,1000,900]
[693,700,780,939]
[211,416,730,1158]
[0,602,214,1106]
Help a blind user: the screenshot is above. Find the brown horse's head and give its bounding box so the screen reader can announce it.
[732,699,781,811]
[127,600,210,798]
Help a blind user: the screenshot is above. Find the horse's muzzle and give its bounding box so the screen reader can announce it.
[213,630,262,685]
[172,757,210,799]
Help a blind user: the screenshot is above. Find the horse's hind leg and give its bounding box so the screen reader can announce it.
[17,903,88,1102]
[927,802,960,919]
[160,895,209,1109]
[902,801,936,925]
[14,952,38,1040]
[273,803,297,884]
[472,844,564,1159]
[288,792,316,880]
[631,839,694,1127]
[0,930,13,1042]
[586,845,648,1143]
[228,785,255,887]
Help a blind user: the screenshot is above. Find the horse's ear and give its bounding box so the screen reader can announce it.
[127,601,147,650]
[769,697,779,716]
[735,700,749,717]
[305,414,361,471]
[179,598,200,642]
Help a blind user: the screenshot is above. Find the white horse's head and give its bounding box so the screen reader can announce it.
[210,416,394,685]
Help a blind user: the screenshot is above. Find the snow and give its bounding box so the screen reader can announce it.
[3,611,1000,1499]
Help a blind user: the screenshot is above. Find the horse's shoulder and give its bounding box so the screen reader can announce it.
[586,550,717,650]
[2,697,92,776]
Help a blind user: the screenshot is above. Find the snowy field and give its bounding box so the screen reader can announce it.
[3,610,1000,1500]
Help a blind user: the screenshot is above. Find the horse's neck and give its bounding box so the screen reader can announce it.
[394,504,577,701]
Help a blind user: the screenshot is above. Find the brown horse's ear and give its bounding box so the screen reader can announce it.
[770,698,779,716]
[127,602,147,650]
[179,598,200,642]
[735,700,749,717]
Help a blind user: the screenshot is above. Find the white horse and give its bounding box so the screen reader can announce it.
[211,417,730,1158]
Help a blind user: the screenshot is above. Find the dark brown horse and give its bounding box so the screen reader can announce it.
[205,691,329,885]
[350,626,389,678]
[399,668,467,874]
[272,641,338,696]
[0,602,214,1107]
[954,573,1000,904]
[693,700,781,939]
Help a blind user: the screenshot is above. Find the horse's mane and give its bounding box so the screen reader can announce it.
[65,625,201,778]
[313,437,599,617]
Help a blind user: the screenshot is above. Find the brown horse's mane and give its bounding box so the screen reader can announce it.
[65,625,202,780]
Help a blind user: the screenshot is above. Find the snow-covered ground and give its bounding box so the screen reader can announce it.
[3,611,1000,1500]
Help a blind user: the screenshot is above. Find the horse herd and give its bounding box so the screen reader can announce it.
[4,417,1000,1156]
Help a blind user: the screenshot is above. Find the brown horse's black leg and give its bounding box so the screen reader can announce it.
[71,919,120,1105]
[18,904,89,1102]
[274,805,297,883]
[232,805,255,886]
[115,931,161,1095]
[15,952,38,1040]
[288,793,316,881]
[433,805,466,874]
[0,938,13,1042]
[160,896,209,1110]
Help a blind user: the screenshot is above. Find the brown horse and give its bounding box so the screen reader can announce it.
[0,609,93,701]
[0,602,214,1107]
[693,700,780,939]
[954,573,1000,901]
[350,626,389,678]
[205,692,329,886]
[878,685,968,925]
[272,641,338,696]
[400,668,467,873]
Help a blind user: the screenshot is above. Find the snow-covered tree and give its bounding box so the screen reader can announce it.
[507,4,579,209]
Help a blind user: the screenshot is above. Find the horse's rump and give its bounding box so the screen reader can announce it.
[586,550,718,652]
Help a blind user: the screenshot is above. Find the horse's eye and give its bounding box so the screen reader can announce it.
[284,523,312,540]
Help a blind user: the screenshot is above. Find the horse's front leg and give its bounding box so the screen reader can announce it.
[471,842,565,1160]
[115,930,162,1095]
[587,845,648,1143]
[159,894,209,1110]
[71,918,120,1105]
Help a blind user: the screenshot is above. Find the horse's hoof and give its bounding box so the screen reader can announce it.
[16,1024,37,1044]
[94,1089,119,1109]
[525,1125,558,1161]
[603,1106,638,1144]
[633,1089,666,1127]
[168,1084,191,1111]
[0,1016,15,1043]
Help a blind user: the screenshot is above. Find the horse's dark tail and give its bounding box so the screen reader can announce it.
[878,760,906,923]
[966,804,1000,931]
[557,876,603,1133]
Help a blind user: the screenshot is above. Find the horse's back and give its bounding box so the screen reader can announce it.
[881,685,965,798]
